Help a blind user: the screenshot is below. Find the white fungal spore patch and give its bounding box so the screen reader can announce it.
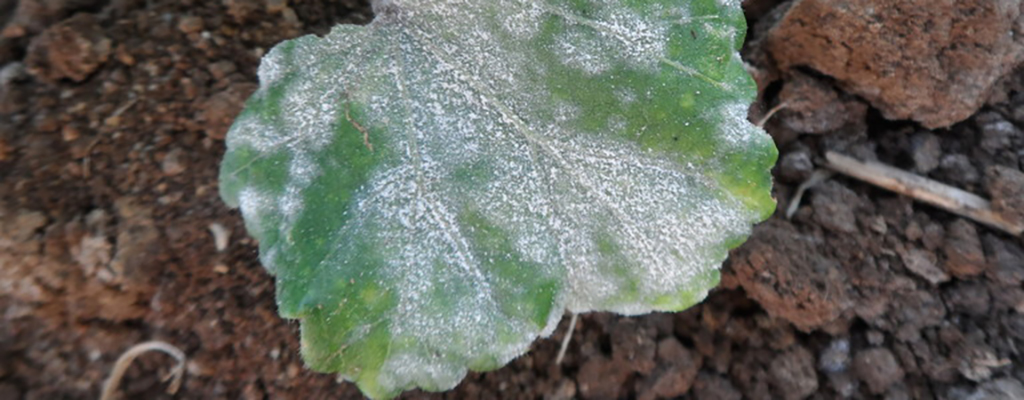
[222,0,768,396]
[546,2,669,73]
[503,2,545,39]
[711,101,758,147]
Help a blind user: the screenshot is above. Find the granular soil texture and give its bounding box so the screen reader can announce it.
[2,0,1023,399]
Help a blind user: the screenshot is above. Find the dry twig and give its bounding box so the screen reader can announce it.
[785,169,835,219]
[824,151,1023,236]
[99,341,186,400]
[756,101,789,128]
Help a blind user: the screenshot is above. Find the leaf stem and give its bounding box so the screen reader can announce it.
[554,313,578,365]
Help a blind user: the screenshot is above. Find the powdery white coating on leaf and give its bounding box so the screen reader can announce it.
[236,187,280,273]
[503,1,545,39]
[547,2,670,74]
[222,0,772,398]
[520,135,746,313]
[717,0,743,9]
[712,100,760,146]
[237,187,274,239]
[703,19,739,43]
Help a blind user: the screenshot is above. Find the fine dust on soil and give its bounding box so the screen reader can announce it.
[1,1,1023,399]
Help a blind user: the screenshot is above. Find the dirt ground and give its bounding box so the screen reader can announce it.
[1,0,1023,399]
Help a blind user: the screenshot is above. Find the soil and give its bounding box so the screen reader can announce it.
[1,1,1023,399]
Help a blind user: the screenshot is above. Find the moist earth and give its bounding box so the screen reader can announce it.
[2,0,1024,399]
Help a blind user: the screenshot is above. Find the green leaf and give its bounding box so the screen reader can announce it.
[219,0,775,398]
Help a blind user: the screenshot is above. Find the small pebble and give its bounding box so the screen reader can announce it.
[853,348,904,395]
[779,147,814,183]
[909,132,941,173]
[161,148,187,176]
[61,124,81,141]
[819,338,850,373]
[178,16,205,34]
[207,60,237,81]
[266,0,288,14]
[208,222,230,252]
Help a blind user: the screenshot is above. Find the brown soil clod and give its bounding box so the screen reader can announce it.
[24,13,111,83]
[767,0,1024,129]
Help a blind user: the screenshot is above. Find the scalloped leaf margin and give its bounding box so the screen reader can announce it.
[220,0,775,398]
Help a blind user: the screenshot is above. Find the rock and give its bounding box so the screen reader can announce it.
[899,247,949,285]
[61,124,81,142]
[962,378,1024,400]
[638,338,701,400]
[0,383,21,400]
[938,154,981,187]
[693,373,742,400]
[1010,92,1024,129]
[768,0,1024,129]
[956,343,1003,382]
[908,132,941,173]
[885,384,911,400]
[1,0,108,38]
[778,146,814,184]
[985,165,1024,226]
[161,148,187,176]
[656,337,698,369]
[921,221,945,251]
[824,372,857,398]
[776,70,867,134]
[1007,314,1024,342]
[24,13,112,83]
[941,281,990,316]
[109,198,161,285]
[641,313,675,337]
[178,16,204,34]
[976,112,1020,155]
[0,61,29,115]
[0,137,12,162]
[768,346,818,400]
[866,330,885,346]
[223,0,262,22]
[759,316,797,351]
[10,209,47,242]
[903,221,923,241]
[207,60,237,81]
[577,355,629,400]
[889,290,947,342]
[943,220,986,278]
[992,287,1024,314]
[610,318,657,375]
[196,83,258,140]
[853,348,904,395]
[811,181,861,234]
[728,219,852,332]
[819,338,850,374]
[546,380,577,400]
[983,234,1024,285]
[866,214,888,235]
[73,233,112,277]
[266,0,289,14]
[915,350,958,385]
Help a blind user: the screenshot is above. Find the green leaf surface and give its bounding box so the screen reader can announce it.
[220,0,775,398]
